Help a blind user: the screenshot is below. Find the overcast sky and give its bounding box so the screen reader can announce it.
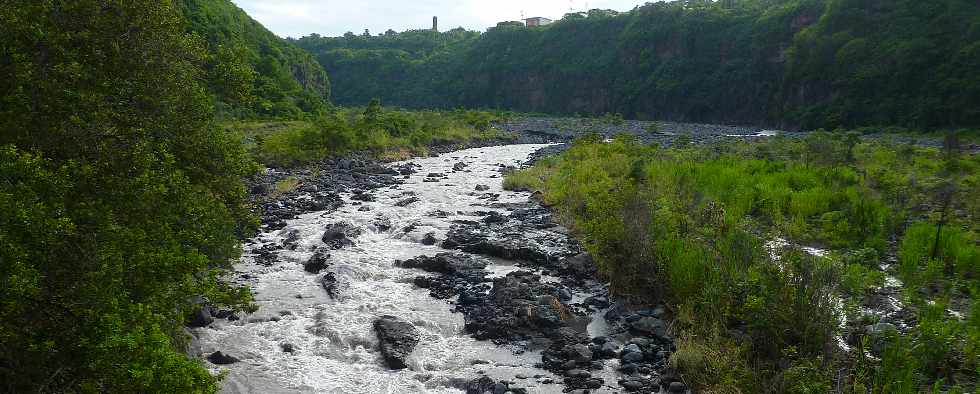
[231,0,650,39]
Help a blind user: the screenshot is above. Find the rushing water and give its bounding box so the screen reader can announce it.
[193,144,578,394]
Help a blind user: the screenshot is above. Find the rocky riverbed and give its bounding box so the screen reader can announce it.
[185,119,816,393]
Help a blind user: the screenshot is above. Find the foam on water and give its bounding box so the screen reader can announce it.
[193,144,569,394]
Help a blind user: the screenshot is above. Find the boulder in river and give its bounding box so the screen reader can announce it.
[395,196,421,207]
[207,351,239,365]
[373,315,420,370]
[321,222,361,249]
[304,250,330,273]
[320,272,341,299]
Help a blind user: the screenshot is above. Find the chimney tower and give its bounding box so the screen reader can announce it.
[432,16,438,32]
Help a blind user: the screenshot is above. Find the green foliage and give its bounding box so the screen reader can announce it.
[294,28,478,108]
[782,356,833,394]
[296,0,980,129]
[0,1,256,391]
[506,134,980,392]
[840,263,885,296]
[244,106,508,167]
[180,0,331,119]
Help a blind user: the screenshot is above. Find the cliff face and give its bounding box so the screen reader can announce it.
[299,0,980,130]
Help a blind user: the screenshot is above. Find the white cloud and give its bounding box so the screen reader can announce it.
[231,0,649,38]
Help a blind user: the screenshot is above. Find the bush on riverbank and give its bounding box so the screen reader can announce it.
[227,103,511,167]
[1,1,256,391]
[505,132,979,392]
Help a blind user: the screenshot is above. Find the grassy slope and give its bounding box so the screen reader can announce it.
[506,132,979,392]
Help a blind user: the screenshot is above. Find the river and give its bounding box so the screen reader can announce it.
[193,144,597,393]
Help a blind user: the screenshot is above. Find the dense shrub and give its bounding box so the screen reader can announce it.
[0,1,256,391]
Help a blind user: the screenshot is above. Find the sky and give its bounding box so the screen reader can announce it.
[230,0,650,39]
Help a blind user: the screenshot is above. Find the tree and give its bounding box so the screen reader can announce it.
[364,98,383,123]
[0,1,255,391]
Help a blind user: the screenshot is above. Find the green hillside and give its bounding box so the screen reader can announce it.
[297,0,980,131]
[181,0,331,119]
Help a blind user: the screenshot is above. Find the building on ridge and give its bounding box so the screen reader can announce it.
[523,17,553,27]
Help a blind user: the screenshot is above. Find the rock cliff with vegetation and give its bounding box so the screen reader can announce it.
[297,0,980,130]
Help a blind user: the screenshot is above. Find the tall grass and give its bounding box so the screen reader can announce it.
[228,107,510,167]
[505,131,980,392]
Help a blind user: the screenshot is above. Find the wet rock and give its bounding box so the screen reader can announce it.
[282,229,302,250]
[207,351,239,365]
[187,306,214,328]
[621,350,644,363]
[669,381,688,393]
[373,216,393,232]
[464,272,573,342]
[395,197,421,207]
[398,253,490,299]
[320,272,340,299]
[460,376,528,394]
[597,341,620,359]
[442,224,572,267]
[584,296,610,308]
[452,162,468,172]
[618,363,639,374]
[304,250,330,273]
[475,184,490,191]
[569,344,593,363]
[481,211,508,224]
[321,222,361,249]
[351,192,375,202]
[427,173,445,178]
[280,343,296,353]
[373,315,420,370]
[621,379,645,391]
[394,163,416,175]
[252,244,279,267]
[630,316,668,338]
[558,253,597,279]
[421,232,438,245]
[398,253,489,277]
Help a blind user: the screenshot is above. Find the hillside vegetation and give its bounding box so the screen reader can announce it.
[297,0,980,130]
[181,0,331,119]
[0,1,256,391]
[228,101,510,167]
[506,134,979,392]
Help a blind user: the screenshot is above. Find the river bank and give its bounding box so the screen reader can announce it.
[187,118,970,393]
[188,119,771,393]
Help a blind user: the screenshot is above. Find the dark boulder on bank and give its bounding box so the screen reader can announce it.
[373,315,420,370]
[558,253,597,279]
[187,305,214,328]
